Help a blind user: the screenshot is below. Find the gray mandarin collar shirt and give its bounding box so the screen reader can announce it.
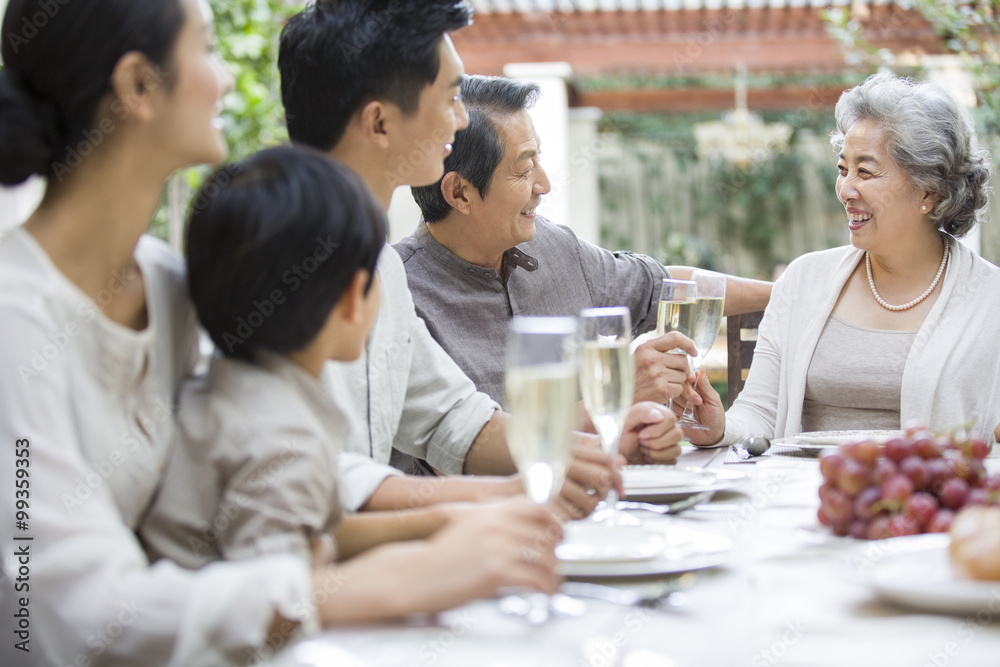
[394,216,670,406]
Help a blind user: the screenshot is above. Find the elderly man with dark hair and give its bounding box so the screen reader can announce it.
[400,75,772,409]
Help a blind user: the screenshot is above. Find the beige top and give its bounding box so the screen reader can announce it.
[141,351,346,570]
[802,314,917,432]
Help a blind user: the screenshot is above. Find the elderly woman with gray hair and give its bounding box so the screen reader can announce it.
[684,72,1000,446]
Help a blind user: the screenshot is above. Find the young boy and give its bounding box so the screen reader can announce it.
[140,146,562,621]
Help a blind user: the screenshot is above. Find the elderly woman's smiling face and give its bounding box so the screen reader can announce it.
[836,119,927,254]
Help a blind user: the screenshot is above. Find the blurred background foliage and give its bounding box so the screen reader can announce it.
[596,2,998,276]
[597,109,844,279]
[823,0,999,134]
[151,0,998,271]
[151,0,303,240]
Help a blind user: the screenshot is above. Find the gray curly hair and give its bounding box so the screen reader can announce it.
[831,72,993,238]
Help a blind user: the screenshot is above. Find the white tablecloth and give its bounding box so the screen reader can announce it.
[269,447,1000,667]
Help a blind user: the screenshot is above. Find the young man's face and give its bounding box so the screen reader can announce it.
[390,34,469,187]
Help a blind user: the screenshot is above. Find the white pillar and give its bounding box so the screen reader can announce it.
[923,54,981,255]
[567,107,603,246]
[386,186,422,244]
[0,177,45,235]
[503,62,572,235]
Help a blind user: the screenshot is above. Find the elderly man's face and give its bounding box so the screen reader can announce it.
[468,109,551,252]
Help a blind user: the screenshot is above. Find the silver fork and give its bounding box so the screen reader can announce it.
[560,573,696,610]
[616,490,715,515]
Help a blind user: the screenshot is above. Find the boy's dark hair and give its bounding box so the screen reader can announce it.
[279,0,473,152]
[412,75,539,223]
[186,146,385,361]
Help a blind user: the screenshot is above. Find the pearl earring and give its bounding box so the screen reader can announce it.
[922,205,927,212]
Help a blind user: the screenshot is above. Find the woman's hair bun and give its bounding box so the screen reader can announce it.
[0,69,61,186]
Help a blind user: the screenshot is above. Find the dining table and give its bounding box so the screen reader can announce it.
[268,444,1000,667]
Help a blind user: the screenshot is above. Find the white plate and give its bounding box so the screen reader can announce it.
[850,533,1000,615]
[772,429,903,450]
[622,465,747,499]
[559,524,733,577]
[556,524,665,563]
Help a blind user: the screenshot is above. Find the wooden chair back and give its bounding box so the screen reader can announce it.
[726,310,765,408]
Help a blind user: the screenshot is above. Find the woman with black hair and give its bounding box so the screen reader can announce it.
[0,1,560,665]
[0,0,311,662]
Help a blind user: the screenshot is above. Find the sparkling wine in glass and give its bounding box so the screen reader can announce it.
[504,316,578,623]
[656,278,698,416]
[578,307,636,525]
[657,278,698,339]
[677,270,726,430]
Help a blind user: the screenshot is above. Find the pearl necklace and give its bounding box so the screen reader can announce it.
[865,244,949,312]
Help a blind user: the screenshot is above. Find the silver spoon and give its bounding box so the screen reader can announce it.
[732,436,771,459]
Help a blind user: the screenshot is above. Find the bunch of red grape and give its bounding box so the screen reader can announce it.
[818,427,999,539]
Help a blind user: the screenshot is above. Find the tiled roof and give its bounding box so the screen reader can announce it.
[468,0,903,12]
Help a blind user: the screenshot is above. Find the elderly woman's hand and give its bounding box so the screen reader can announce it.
[674,369,726,446]
[618,402,683,465]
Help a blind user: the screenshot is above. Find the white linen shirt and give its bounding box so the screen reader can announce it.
[725,239,1000,445]
[0,228,314,667]
[325,245,500,511]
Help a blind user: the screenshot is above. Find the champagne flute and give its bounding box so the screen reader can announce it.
[578,307,636,525]
[657,278,698,417]
[505,316,578,623]
[677,270,726,430]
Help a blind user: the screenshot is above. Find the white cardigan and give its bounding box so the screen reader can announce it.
[725,239,1000,445]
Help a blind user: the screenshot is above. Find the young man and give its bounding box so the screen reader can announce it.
[278,1,683,515]
[403,75,774,407]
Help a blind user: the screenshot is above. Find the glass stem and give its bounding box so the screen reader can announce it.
[605,487,620,515]
[603,431,621,517]
[680,355,703,421]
